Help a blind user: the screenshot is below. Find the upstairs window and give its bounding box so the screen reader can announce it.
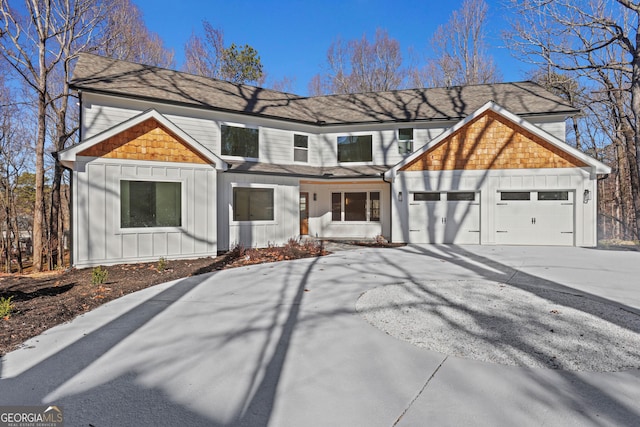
[121,180,181,228]
[221,125,259,158]
[294,134,308,162]
[398,128,413,155]
[337,135,372,162]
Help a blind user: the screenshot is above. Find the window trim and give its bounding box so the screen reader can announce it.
[230,183,277,224]
[220,122,260,160]
[117,178,185,233]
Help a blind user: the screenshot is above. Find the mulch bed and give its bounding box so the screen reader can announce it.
[0,241,328,356]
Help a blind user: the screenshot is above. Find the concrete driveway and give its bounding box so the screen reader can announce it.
[1,245,639,426]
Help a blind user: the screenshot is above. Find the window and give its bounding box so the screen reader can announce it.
[501,191,531,201]
[294,134,308,162]
[121,181,181,228]
[538,191,569,201]
[337,135,372,162]
[233,187,274,221]
[414,192,441,201]
[398,128,413,155]
[345,192,367,221]
[332,193,342,221]
[447,192,475,201]
[370,192,380,221]
[221,125,259,158]
[331,192,380,222]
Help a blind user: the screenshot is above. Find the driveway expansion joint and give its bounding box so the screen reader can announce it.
[392,355,448,426]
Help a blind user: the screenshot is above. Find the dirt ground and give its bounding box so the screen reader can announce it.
[0,241,329,356]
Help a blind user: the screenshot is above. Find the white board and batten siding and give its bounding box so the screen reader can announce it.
[217,173,301,251]
[391,167,597,247]
[73,157,218,268]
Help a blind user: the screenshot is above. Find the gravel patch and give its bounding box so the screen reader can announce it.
[356,280,640,372]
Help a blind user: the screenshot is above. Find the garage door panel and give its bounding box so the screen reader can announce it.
[495,191,574,246]
[409,192,480,244]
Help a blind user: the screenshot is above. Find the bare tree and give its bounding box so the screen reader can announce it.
[0,0,106,270]
[505,0,640,239]
[0,75,30,272]
[310,28,406,95]
[413,0,500,87]
[183,20,263,85]
[94,0,174,67]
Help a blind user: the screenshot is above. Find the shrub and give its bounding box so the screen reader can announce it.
[0,296,14,319]
[157,257,167,272]
[91,266,109,285]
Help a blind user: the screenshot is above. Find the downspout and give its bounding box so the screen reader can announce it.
[381,172,393,242]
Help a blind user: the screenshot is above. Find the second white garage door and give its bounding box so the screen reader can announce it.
[495,191,574,246]
[409,191,480,244]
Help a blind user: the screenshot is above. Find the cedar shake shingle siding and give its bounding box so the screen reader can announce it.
[78,118,210,164]
[400,111,588,172]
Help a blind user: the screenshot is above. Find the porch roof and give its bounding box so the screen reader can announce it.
[225,161,388,179]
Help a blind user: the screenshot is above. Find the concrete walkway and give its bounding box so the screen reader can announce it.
[1,245,639,426]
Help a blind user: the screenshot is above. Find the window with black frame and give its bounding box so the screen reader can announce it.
[121,180,182,228]
[221,125,259,158]
[337,135,372,162]
[233,187,274,221]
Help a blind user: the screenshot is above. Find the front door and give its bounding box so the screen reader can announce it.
[299,192,309,235]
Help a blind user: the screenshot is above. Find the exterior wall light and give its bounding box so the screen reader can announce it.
[583,189,591,204]
[313,193,317,201]
[398,191,403,202]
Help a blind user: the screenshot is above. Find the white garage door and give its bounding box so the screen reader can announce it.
[409,191,480,244]
[495,191,574,245]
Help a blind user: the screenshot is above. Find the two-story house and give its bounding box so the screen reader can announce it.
[58,53,610,268]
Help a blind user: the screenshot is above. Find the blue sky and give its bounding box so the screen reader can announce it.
[136,0,533,95]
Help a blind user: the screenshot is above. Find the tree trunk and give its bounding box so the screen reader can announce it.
[33,88,46,272]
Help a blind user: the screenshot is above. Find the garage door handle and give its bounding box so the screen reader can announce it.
[497,203,508,205]
[560,231,573,234]
[496,230,508,233]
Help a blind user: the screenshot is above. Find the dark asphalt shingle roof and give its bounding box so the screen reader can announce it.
[225,161,389,178]
[71,53,579,125]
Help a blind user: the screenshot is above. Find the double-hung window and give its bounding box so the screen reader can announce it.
[121,180,182,228]
[294,134,308,162]
[221,125,259,158]
[398,128,413,155]
[331,191,380,222]
[337,135,372,162]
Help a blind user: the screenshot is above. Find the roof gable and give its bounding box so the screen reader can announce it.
[400,110,588,172]
[78,118,210,164]
[58,109,226,170]
[387,102,611,179]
